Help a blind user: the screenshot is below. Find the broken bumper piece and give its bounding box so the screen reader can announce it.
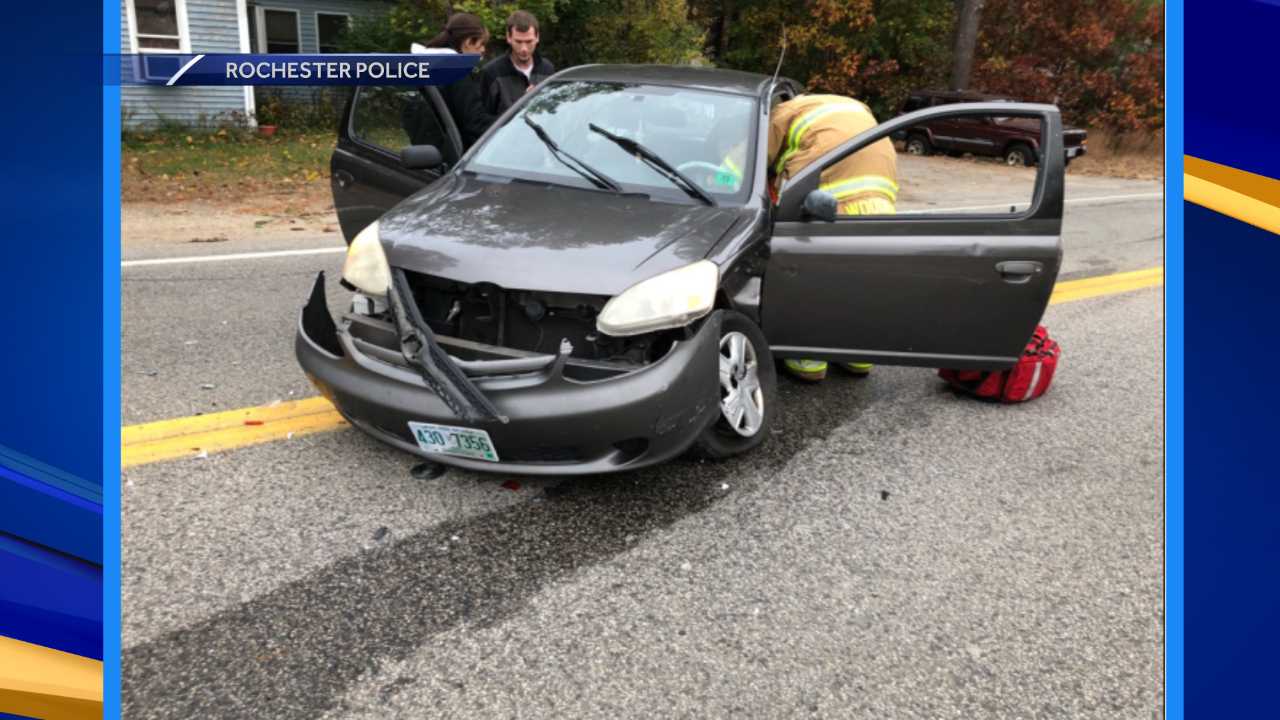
[295,271,723,475]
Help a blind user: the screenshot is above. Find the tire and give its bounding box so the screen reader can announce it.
[690,311,778,460]
[1004,143,1036,167]
[905,133,932,156]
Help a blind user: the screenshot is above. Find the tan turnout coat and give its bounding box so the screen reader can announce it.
[767,94,898,215]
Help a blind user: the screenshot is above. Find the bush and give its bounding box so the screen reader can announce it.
[336,1,439,53]
[254,88,347,131]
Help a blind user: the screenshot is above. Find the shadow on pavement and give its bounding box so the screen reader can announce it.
[122,371,892,719]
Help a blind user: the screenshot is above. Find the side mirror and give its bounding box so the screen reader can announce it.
[802,189,838,222]
[400,144,444,170]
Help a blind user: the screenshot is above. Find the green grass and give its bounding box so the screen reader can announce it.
[122,129,335,198]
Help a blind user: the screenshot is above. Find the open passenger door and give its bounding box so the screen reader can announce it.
[330,85,464,242]
[762,102,1065,370]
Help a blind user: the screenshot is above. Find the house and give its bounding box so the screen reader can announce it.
[120,0,391,128]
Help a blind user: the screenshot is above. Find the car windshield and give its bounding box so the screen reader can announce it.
[465,80,757,204]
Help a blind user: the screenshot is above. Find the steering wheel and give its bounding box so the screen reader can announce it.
[676,160,724,176]
[676,160,738,191]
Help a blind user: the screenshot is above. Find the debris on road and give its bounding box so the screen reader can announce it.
[501,480,521,492]
[411,461,447,480]
[543,483,572,499]
[188,236,228,244]
[373,526,389,542]
[881,490,891,501]
[200,383,215,390]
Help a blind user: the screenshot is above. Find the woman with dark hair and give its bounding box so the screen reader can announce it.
[410,13,496,149]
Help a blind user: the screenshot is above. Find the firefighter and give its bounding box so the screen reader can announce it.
[767,93,898,381]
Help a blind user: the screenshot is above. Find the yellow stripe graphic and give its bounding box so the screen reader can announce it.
[1184,155,1280,236]
[121,396,346,468]
[0,636,102,720]
[120,267,1162,468]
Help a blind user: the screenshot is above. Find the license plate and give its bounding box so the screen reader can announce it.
[408,421,500,463]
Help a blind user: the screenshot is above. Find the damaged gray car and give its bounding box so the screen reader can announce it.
[297,65,1064,475]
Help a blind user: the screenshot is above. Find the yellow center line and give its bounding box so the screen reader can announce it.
[1048,266,1163,305]
[121,397,346,468]
[121,266,1163,469]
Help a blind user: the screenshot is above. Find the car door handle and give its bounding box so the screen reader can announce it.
[996,260,1043,283]
[334,170,354,189]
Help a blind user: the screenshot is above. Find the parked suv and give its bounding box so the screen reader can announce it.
[895,90,1087,166]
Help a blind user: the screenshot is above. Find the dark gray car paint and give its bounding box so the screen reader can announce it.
[330,86,462,240]
[297,280,725,475]
[763,102,1064,369]
[331,68,1063,370]
[552,64,778,97]
[377,172,752,295]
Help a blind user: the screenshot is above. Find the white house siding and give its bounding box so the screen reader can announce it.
[121,0,249,128]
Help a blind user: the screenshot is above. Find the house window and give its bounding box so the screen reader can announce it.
[128,0,188,52]
[317,13,351,53]
[257,8,301,53]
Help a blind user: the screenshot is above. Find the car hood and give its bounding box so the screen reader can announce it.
[378,173,749,296]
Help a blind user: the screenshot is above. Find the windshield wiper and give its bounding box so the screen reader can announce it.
[523,115,621,192]
[588,123,716,206]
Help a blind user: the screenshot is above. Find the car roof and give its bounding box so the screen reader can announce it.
[552,64,783,97]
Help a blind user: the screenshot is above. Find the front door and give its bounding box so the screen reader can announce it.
[330,85,464,242]
[762,102,1065,370]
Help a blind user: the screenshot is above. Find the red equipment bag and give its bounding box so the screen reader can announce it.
[938,325,1060,403]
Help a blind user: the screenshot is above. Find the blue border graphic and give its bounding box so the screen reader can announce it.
[104,0,122,714]
[1165,2,1183,719]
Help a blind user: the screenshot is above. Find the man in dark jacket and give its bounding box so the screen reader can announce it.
[480,10,555,116]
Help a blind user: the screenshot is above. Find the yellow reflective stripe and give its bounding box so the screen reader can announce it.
[840,196,897,216]
[723,156,742,179]
[820,175,899,201]
[775,103,872,174]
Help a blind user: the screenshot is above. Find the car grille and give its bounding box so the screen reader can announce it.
[399,269,680,366]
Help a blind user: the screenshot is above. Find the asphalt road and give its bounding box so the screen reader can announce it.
[120,171,1164,719]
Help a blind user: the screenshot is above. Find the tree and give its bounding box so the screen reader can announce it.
[972,0,1163,130]
[718,0,954,118]
[949,0,985,90]
[580,0,706,65]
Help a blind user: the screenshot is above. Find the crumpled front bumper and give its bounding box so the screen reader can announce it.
[295,272,723,475]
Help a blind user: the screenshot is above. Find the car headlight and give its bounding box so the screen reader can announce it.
[596,260,719,337]
[342,220,391,296]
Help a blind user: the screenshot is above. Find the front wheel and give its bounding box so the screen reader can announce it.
[691,311,777,460]
[905,133,932,156]
[1004,143,1036,167]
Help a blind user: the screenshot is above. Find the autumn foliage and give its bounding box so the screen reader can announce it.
[972,0,1164,132]
[351,0,1164,132]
